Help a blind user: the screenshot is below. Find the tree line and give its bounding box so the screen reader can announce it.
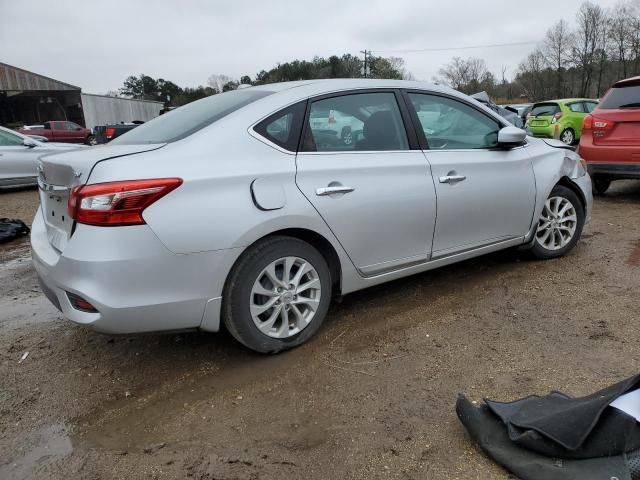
[117,54,409,107]
[437,0,640,101]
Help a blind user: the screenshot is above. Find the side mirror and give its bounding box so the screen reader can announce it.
[75,127,82,130]
[497,126,526,147]
[22,139,37,148]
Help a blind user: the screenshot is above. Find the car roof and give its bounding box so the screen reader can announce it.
[613,76,640,87]
[252,78,457,97]
[532,98,596,106]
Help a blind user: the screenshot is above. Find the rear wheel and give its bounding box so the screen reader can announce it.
[559,128,575,145]
[222,236,332,353]
[531,185,585,259]
[592,176,611,195]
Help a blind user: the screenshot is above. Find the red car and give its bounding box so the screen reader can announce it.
[18,121,94,145]
[579,76,640,194]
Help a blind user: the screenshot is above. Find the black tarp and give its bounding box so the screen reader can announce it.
[457,373,640,480]
[0,218,30,243]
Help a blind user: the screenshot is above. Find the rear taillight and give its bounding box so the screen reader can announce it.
[551,112,563,124]
[582,114,615,137]
[105,127,116,139]
[68,178,182,226]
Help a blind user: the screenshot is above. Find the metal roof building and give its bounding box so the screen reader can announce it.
[0,62,162,129]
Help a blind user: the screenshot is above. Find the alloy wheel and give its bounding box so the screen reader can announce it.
[535,196,577,251]
[250,256,321,338]
[560,129,574,145]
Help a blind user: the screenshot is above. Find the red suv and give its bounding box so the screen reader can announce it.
[579,76,640,194]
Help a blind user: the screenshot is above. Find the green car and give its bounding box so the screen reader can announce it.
[526,99,598,145]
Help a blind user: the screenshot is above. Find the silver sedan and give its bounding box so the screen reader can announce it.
[0,126,85,188]
[31,79,592,353]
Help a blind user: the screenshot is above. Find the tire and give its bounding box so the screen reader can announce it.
[592,176,611,195]
[86,135,97,146]
[341,126,353,146]
[559,128,575,145]
[530,185,585,260]
[222,236,332,354]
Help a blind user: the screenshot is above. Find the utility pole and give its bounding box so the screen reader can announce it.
[360,50,370,78]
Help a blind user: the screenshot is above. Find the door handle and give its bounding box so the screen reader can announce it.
[316,186,355,196]
[439,175,466,184]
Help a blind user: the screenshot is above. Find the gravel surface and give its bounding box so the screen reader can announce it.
[1,182,639,479]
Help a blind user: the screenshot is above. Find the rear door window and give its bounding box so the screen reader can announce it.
[568,102,586,113]
[112,89,273,144]
[531,103,560,117]
[584,101,598,113]
[599,85,640,109]
[302,92,408,152]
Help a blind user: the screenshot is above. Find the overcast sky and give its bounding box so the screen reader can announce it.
[0,0,622,94]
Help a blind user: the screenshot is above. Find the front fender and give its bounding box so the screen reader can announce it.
[526,139,593,239]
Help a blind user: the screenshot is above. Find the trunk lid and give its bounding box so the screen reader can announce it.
[37,144,165,252]
[591,109,640,146]
[529,115,553,127]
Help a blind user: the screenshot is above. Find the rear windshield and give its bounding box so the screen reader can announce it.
[112,89,273,144]
[530,103,560,117]
[599,85,640,109]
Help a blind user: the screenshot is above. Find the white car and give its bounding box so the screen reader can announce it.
[309,108,363,147]
[31,79,592,353]
[0,126,86,188]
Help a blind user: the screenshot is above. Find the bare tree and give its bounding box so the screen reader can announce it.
[517,49,547,101]
[436,57,471,91]
[571,2,607,97]
[629,1,640,75]
[207,74,234,93]
[595,11,611,96]
[608,2,633,78]
[436,57,490,93]
[543,20,573,97]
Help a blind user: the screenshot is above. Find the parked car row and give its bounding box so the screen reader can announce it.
[0,126,86,188]
[18,121,95,145]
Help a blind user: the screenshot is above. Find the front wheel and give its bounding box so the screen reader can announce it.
[531,185,585,259]
[222,236,332,353]
[86,135,97,146]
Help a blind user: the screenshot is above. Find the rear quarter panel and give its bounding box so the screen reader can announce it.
[86,112,353,261]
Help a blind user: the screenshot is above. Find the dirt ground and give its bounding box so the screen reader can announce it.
[1,182,639,480]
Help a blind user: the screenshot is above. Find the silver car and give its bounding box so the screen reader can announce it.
[0,126,85,188]
[31,79,592,353]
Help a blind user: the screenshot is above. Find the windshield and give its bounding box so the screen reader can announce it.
[599,85,640,109]
[112,89,273,145]
[531,103,560,117]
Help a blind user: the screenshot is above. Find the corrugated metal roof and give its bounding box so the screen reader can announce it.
[0,62,80,91]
